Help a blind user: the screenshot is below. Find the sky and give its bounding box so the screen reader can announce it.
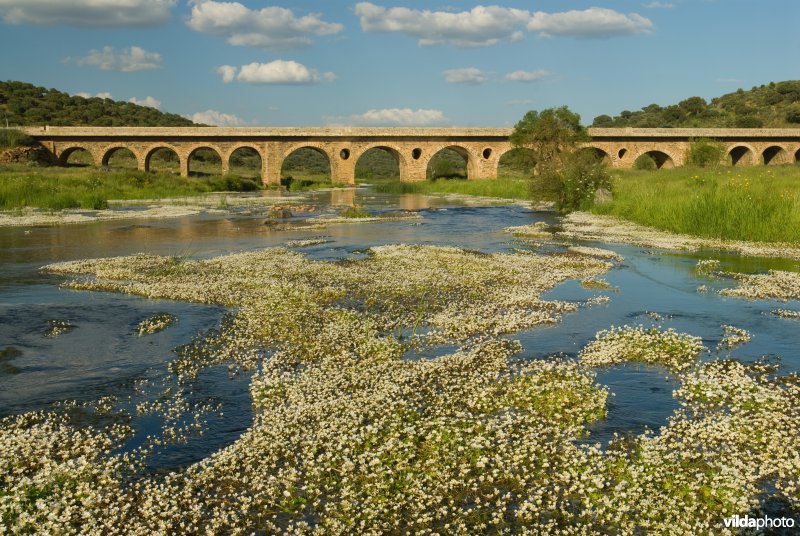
[0,0,798,127]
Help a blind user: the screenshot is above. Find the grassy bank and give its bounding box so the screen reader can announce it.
[0,164,262,211]
[593,165,800,243]
[370,176,537,201]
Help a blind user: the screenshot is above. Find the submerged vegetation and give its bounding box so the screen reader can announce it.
[0,239,793,533]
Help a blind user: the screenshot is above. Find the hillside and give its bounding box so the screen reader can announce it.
[592,80,800,128]
[0,81,195,127]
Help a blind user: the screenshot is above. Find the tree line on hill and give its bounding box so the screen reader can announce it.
[0,81,196,127]
[592,81,800,128]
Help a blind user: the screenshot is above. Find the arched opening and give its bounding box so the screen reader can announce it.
[188,147,222,177]
[634,151,674,170]
[795,148,800,164]
[412,148,422,160]
[145,147,180,175]
[355,147,402,181]
[228,147,262,179]
[579,147,612,165]
[482,147,493,159]
[60,147,93,167]
[426,147,470,180]
[763,146,789,165]
[618,148,628,159]
[102,147,138,169]
[281,147,331,188]
[497,148,535,179]
[728,146,754,167]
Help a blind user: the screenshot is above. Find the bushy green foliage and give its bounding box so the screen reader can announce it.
[592,80,800,128]
[0,128,34,148]
[0,81,196,127]
[558,150,613,211]
[633,154,657,170]
[685,138,725,167]
[512,106,608,212]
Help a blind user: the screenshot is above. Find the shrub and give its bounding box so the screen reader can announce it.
[557,150,612,212]
[0,129,34,149]
[686,138,724,167]
[633,154,657,170]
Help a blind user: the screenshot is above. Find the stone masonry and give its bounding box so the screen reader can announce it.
[20,127,800,185]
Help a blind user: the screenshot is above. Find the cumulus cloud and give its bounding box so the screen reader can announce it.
[644,2,674,8]
[188,109,246,127]
[219,60,335,85]
[128,96,161,109]
[330,108,448,127]
[527,8,653,38]
[216,65,237,83]
[187,1,342,50]
[0,0,175,27]
[355,2,528,47]
[443,67,488,85]
[505,69,548,82]
[355,3,652,45]
[70,46,162,72]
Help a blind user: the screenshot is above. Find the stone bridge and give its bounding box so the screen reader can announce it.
[21,126,800,185]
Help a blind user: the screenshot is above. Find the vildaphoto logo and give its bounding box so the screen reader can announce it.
[723,514,796,529]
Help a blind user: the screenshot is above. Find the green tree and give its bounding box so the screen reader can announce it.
[511,106,609,212]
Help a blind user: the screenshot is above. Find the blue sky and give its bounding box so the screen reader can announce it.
[1,1,797,127]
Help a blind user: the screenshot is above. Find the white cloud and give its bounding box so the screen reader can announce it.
[355,3,652,46]
[355,2,530,47]
[217,65,237,83]
[128,96,161,109]
[75,91,114,100]
[187,1,342,50]
[71,46,162,72]
[0,0,175,27]
[644,2,674,8]
[443,67,488,85]
[505,69,548,82]
[528,8,653,38]
[330,108,448,127]
[222,60,335,85]
[187,110,246,127]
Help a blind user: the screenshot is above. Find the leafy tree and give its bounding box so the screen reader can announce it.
[511,106,609,212]
[686,138,724,167]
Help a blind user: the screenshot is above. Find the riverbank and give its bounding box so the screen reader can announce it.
[370,176,535,201]
[0,164,262,211]
[593,165,800,244]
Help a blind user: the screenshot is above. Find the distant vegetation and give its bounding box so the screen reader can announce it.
[592,80,800,128]
[0,80,196,127]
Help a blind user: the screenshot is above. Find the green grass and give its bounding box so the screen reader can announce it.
[0,163,262,211]
[593,165,800,243]
[370,176,538,201]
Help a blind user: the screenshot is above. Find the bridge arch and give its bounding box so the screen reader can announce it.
[101,146,140,168]
[187,146,224,176]
[227,145,263,178]
[795,147,800,164]
[144,145,181,174]
[727,144,756,167]
[762,145,790,165]
[353,144,407,181]
[424,144,478,180]
[633,149,676,170]
[59,146,95,166]
[280,144,333,184]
